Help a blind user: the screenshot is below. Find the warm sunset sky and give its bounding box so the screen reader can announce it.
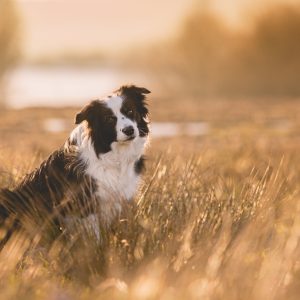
[16,0,300,60]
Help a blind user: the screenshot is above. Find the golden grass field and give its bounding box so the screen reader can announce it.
[0,98,300,299]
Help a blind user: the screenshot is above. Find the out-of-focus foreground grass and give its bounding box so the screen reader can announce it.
[0,99,299,300]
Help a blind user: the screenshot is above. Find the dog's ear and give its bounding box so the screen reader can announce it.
[75,107,88,124]
[116,85,150,118]
[116,85,151,99]
[133,86,151,95]
[75,111,85,124]
[75,101,96,124]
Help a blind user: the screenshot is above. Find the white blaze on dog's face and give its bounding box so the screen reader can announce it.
[106,95,138,142]
[74,85,150,156]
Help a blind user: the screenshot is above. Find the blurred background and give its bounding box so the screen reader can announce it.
[2,0,300,104]
[2,3,300,298]
[1,0,300,153]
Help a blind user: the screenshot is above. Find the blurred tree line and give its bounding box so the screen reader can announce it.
[0,0,20,105]
[145,4,300,98]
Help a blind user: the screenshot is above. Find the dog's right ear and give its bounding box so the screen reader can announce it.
[75,109,87,124]
[75,112,84,124]
[75,101,95,124]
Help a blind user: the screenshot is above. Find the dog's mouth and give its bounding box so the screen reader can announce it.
[125,136,135,141]
[119,135,136,143]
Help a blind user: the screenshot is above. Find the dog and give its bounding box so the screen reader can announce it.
[0,85,150,246]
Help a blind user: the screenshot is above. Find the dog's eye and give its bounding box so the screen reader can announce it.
[127,110,133,117]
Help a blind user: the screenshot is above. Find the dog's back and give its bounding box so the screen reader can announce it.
[0,148,89,246]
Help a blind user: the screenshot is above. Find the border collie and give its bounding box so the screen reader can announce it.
[0,85,150,246]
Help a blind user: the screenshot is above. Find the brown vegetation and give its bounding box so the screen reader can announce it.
[0,99,299,299]
[0,3,300,299]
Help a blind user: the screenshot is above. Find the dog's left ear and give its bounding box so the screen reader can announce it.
[116,85,151,99]
[133,87,151,95]
[116,85,150,119]
[116,85,150,117]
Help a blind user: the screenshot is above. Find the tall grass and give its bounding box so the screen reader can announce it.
[0,139,299,299]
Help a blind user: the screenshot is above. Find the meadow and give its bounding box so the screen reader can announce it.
[0,97,299,300]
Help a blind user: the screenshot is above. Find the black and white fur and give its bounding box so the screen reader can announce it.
[0,85,150,245]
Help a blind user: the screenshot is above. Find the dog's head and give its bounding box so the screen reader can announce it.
[75,85,150,156]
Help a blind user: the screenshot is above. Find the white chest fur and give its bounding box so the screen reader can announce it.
[69,124,147,223]
[82,139,144,201]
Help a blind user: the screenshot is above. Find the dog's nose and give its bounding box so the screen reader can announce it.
[122,126,134,136]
